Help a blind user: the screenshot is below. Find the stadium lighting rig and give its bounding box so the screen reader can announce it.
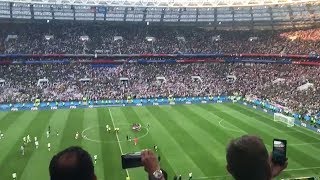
[0,0,318,7]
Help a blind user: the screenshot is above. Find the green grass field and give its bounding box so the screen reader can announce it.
[0,103,320,180]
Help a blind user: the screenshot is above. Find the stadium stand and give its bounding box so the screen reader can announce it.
[2,23,320,55]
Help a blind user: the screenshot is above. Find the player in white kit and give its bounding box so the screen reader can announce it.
[35,141,39,149]
[94,155,97,164]
[48,143,51,151]
[21,145,25,155]
[75,132,79,139]
[27,135,31,143]
[12,173,17,180]
[23,136,26,145]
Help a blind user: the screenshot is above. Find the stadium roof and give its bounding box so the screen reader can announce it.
[0,0,318,7]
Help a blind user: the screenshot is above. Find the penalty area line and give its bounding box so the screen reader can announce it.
[108,108,130,178]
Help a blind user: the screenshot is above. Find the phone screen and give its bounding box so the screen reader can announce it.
[121,152,143,169]
[272,139,287,165]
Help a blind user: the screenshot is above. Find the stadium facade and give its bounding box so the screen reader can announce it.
[0,0,319,30]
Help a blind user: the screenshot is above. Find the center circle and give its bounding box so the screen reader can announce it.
[81,123,149,144]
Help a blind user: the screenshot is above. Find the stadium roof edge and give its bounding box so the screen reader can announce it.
[0,0,318,7]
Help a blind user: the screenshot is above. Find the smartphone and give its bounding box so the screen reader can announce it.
[121,152,143,169]
[272,139,287,165]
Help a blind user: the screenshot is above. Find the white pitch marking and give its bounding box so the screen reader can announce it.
[218,120,245,133]
[81,125,149,144]
[108,108,130,178]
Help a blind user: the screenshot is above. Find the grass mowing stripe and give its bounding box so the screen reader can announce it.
[234,103,320,141]
[0,111,24,132]
[108,108,130,178]
[0,111,8,122]
[96,108,126,180]
[194,104,246,134]
[137,106,206,178]
[209,104,320,177]
[129,106,177,179]
[20,110,70,180]
[119,106,155,180]
[0,110,54,180]
[81,108,105,180]
[0,111,39,165]
[58,109,84,150]
[147,106,221,178]
[166,105,228,162]
[228,104,320,151]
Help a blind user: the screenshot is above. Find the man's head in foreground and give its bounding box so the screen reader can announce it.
[226,135,272,180]
[49,146,96,180]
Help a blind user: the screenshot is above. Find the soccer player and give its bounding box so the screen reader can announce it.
[21,145,25,156]
[56,130,59,136]
[94,155,97,164]
[0,131,4,140]
[48,143,51,151]
[75,132,79,139]
[106,124,109,131]
[12,173,17,180]
[35,141,39,149]
[188,172,192,180]
[47,130,50,138]
[178,175,182,180]
[126,135,129,141]
[134,137,138,146]
[154,145,158,152]
[27,135,31,143]
[48,125,51,134]
[34,136,37,142]
[23,136,27,145]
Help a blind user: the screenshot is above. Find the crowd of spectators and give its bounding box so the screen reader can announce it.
[1,23,320,55]
[1,22,320,116]
[0,62,319,116]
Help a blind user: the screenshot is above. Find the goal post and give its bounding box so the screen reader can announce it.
[274,113,295,127]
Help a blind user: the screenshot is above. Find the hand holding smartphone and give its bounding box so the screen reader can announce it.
[272,139,287,166]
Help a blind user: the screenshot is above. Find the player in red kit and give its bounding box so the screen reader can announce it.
[134,137,138,146]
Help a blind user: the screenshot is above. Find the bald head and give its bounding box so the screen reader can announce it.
[49,146,96,180]
[226,135,271,180]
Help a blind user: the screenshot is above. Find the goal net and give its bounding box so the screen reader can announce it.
[274,113,295,127]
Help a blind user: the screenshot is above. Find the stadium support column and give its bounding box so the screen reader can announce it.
[268,6,274,30]
[214,8,217,29]
[178,8,183,22]
[196,8,199,22]
[249,7,253,30]
[124,7,128,21]
[71,5,75,21]
[30,4,34,20]
[50,6,55,20]
[9,2,12,19]
[160,8,165,22]
[104,7,107,21]
[94,7,96,21]
[231,7,235,29]
[287,5,295,28]
[143,8,147,22]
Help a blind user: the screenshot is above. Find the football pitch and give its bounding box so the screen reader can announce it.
[0,103,320,180]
